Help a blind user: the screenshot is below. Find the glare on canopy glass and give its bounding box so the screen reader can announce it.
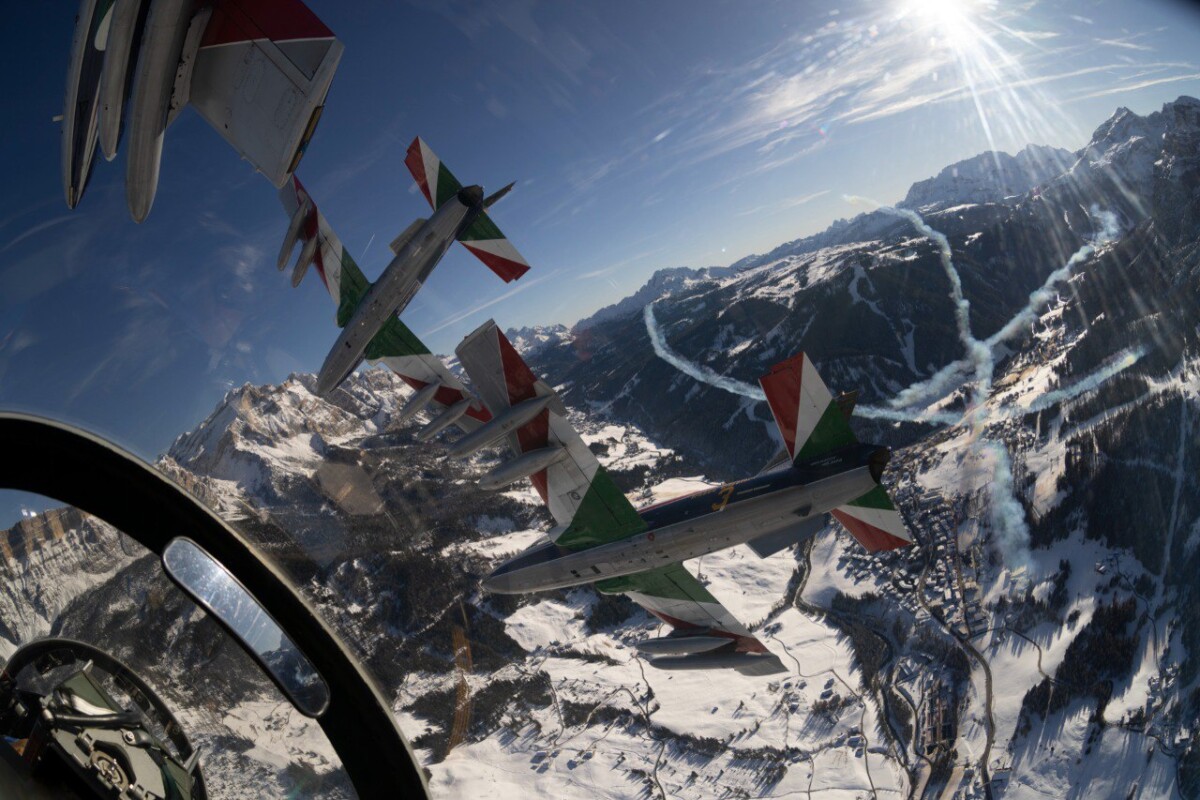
[162,538,330,717]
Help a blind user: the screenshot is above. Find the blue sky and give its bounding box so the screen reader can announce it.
[1,0,1199,485]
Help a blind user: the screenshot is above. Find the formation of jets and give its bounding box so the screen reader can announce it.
[58,1,916,677]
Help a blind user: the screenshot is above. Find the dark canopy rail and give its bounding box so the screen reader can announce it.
[0,413,428,799]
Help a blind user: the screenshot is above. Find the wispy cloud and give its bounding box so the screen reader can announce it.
[1069,72,1200,101]
[1,214,76,253]
[421,269,562,335]
[1094,36,1155,52]
[575,244,671,280]
[536,4,1198,219]
[734,189,831,218]
[313,112,409,200]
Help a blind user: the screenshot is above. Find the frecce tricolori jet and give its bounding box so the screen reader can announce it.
[276,138,532,401]
[438,323,915,675]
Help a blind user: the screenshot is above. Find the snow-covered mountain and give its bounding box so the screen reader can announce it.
[900,144,1075,212]
[503,323,573,359]
[2,97,1199,799]
[574,265,739,331]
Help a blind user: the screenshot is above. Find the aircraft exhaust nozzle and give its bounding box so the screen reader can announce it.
[457,185,484,208]
[448,394,554,458]
[398,382,443,423]
[635,634,730,657]
[292,235,319,284]
[416,398,473,442]
[483,182,516,209]
[479,445,568,491]
[279,199,313,269]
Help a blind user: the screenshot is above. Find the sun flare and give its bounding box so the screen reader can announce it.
[903,0,979,44]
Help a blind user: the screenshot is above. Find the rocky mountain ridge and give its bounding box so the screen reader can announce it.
[899,143,1074,212]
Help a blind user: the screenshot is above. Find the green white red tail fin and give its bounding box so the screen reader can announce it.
[758,353,856,464]
[760,352,912,553]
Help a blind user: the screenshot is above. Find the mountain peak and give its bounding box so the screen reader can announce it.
[573,265,738,331]
[166,368,405,500]
[899,144,1074,212]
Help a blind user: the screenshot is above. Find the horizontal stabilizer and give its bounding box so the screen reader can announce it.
[832,485,913,553]
[189,0,343,187]
[459,214,531,282]
[404,137,530,282]
[405,136,458,209]
[746,515,826,558]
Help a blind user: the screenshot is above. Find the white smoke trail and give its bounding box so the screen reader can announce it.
[892,203,1120,409]
[981,441,1032,572]
[641,202,1134,572]
[882,205,1037,566]
[1017,346,1147,415]
[646,300,960,424]
[845,197,996,413]
[855,404,962,426]
[643,303,766,401]
[985,205,1119,349]
[847,198,1032,566]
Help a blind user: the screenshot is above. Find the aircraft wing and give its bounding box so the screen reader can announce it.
[404,138,531,282]
[279,177,489,431]
[456,320,783,674]
[454,320,645,550]
[65,0,342,219]
[596,564,787,676]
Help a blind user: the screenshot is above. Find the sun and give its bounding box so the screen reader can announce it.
[902,0,979,44]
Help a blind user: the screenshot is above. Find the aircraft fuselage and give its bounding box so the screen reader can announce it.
[316,187,484,396]
[484,444,885,594]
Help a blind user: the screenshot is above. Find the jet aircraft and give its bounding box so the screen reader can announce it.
[277,137,531,398]
[62,0,343,221]
[419,322,915,675]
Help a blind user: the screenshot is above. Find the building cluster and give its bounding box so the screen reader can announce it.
[918,677,957,756]
[834,475,989,640]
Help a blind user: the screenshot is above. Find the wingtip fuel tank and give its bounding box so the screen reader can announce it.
[62,0,107,210]
[97,0,148,161]
[124,0,194,222]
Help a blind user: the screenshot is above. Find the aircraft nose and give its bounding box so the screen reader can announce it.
[457,185,484,207]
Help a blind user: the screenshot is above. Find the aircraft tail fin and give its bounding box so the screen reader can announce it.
[758,353,857,465]
[405,137,461,210]
[188,0,343,187]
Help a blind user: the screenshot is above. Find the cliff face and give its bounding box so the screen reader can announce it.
[0,507,135,651]
[899,143,1075,211]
